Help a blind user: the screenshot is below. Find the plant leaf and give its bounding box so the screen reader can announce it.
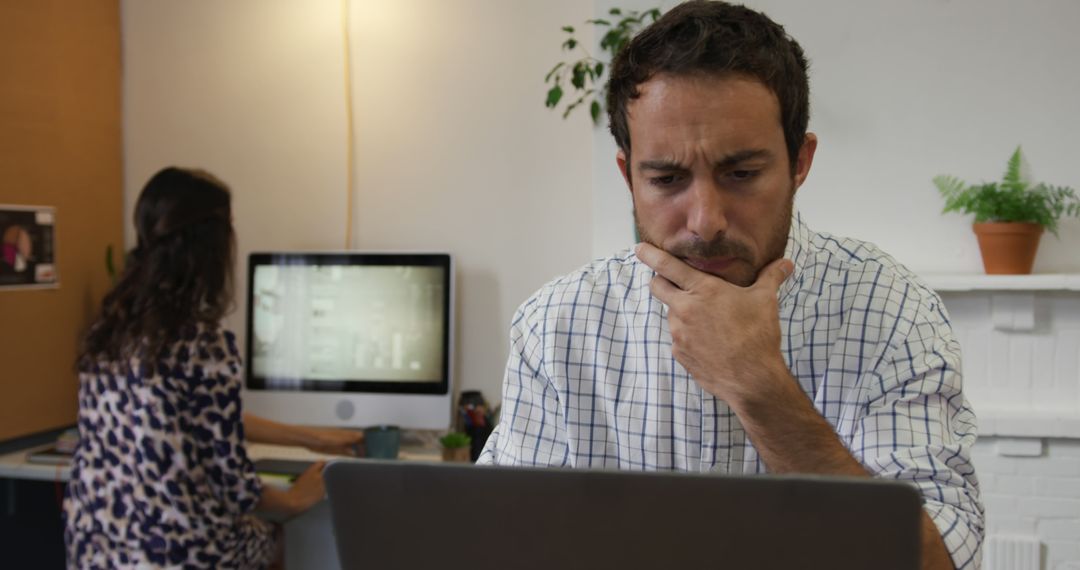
[563,38,578,51]
[571,62,586,89]
[933,175,969,214]
[562,26,574,34]
[609,7,622,15]
[590,100,602,124]
[600,29,622,51]
[594,62,604,78]
[1002,145,1024,190]
[586,18,611,26]
[105,244,116,282]
[545,84,563,108]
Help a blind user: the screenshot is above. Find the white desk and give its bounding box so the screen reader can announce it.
[0,444,71,482]
[0,440,445,569]
[0,441,440,481]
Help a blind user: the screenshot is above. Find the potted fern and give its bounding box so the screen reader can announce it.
[934,146,1080,274]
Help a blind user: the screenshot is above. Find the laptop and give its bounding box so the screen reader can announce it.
[324,461,922,570]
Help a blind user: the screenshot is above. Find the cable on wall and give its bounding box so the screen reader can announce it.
[341,0,356,249]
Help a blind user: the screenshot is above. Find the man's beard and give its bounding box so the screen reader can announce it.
[634,188,794,288]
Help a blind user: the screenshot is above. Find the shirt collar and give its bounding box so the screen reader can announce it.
[778,207,812,306]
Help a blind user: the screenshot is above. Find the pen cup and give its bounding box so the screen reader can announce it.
[458,390,494,462]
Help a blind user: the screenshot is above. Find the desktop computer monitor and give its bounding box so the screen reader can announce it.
[242,252,453,430]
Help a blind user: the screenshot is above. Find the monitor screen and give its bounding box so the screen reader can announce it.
[245,252,451,396]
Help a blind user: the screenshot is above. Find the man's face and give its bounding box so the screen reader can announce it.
[618,73,816,287]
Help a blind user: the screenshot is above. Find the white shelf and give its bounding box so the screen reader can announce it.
[921,273,1080,292]
[978,410,1080,439]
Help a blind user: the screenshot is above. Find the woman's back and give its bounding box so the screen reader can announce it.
[64,322,274,568]
[60,168,348,568]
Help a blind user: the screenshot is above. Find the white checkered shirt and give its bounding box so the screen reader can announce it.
[478,209,984,568]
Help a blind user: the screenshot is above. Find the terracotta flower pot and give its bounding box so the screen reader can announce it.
[972,222,1043,275]
[441,446,471,463]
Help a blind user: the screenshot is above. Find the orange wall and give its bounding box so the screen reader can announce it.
[0,1,122,441]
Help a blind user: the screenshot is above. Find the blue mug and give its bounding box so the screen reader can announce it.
[364,425,401,459]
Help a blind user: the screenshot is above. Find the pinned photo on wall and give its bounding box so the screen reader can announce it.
[0,205,58,290]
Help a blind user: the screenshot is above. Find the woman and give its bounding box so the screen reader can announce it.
[64,167,361,568]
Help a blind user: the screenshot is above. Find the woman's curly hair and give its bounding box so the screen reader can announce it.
[79,167,235,366]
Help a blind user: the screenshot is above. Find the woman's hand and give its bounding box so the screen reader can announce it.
[244,414,363,456]
[257,461,327,519]
[285,461,327,515]
[301,427,364,457]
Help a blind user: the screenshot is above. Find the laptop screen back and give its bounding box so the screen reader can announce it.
[324,461,922,570]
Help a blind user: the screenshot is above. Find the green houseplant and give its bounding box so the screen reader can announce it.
[934,146,1080,274]
[105,244,120,284]
[439,431,471,463]
[544,7,662,125]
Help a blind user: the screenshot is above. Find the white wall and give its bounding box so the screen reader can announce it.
[123,1,350,253]
[122,0,594,404]
[592,0,1080,275]
[345,0,594,402]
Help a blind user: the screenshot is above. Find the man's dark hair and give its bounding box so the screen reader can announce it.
[79,167,236,366]
[606,0,810,172]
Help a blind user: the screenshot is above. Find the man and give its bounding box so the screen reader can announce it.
[478,2,983,569]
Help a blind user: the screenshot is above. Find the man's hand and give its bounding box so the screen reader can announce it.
[634,242,793,405]
[636,243,957,570]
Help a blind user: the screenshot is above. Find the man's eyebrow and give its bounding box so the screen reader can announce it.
[715,149,772,168]
[638,159,687,172]
[637,149,773,172]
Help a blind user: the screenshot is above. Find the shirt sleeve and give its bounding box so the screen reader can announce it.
[477,297,569,467]
[855,300,985,570]
[190,327,264,516]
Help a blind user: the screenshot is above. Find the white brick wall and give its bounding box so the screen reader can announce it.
[937,286,1080,569]
[973,437,1080,569]
[946,292,1080,418]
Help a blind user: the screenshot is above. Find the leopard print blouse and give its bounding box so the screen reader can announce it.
[64,324,275,569]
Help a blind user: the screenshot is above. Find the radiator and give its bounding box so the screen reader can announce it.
[984,535,1041,570]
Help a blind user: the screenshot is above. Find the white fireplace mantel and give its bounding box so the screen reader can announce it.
[921,273,1080,439]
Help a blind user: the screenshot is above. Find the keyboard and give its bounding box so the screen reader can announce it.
[253,458,314,479]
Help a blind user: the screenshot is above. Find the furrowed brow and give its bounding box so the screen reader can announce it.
[638,159,687,172]
[638,150,772,172]
[716,149,771,169]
